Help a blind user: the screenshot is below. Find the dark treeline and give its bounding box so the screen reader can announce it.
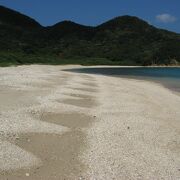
[0,5,180,66]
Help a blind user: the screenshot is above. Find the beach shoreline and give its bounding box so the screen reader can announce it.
[0,65,180,179]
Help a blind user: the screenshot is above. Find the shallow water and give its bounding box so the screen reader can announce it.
[68,67,180,93]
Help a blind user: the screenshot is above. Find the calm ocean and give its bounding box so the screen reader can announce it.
[68,67,180,93]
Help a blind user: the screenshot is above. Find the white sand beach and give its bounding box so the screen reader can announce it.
[0,65,179,180]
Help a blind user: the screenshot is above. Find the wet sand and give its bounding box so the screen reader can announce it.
[0,65,180,180]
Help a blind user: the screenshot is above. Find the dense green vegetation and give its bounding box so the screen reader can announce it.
[0,5,180,66]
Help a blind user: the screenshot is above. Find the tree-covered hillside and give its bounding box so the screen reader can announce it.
[0,5,180,66]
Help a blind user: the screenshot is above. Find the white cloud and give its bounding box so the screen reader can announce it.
[156,13,177,23]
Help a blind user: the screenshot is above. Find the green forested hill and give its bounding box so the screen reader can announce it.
[0,5,180,66]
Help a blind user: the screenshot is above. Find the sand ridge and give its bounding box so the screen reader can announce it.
[0,65,99,179]
[0,65,180,179]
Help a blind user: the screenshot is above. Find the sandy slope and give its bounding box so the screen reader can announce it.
[0,65,179,180]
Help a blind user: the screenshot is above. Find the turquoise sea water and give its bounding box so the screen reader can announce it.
[68,67,180,93]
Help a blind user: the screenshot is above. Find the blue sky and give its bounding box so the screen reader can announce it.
[0,0,180,33]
